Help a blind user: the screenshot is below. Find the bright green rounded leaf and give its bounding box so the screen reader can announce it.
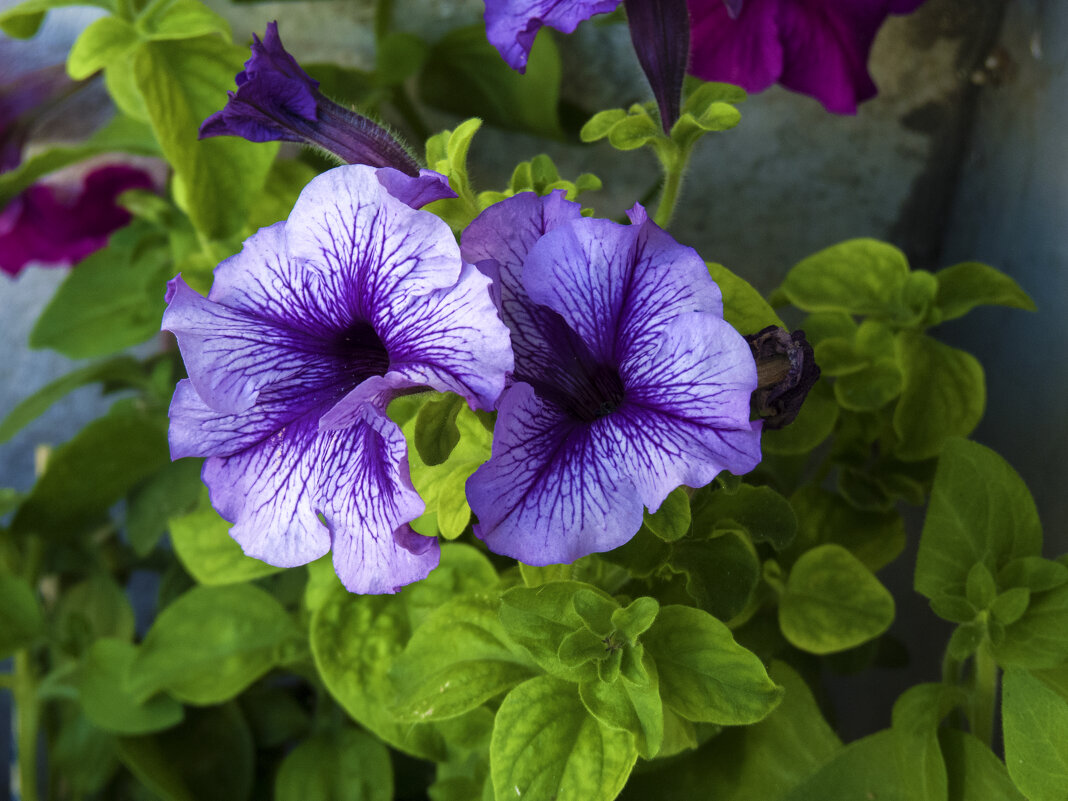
[994,583,1068,669]
[780,544,895,655]
[580,109,626,142]
[998,557,1068,593]
[893,332,985,461]
[940,729,1026,801]
[1002,668,1068,801]
[491,676,638,801]
[169,489,281,585]
[67,16,139,80]
[706,262,784,333]
[79,639,183,735]
[781,730,909,801]
[642,605,783,724]
[669,531,760,622]
[934,262,1035,323]
[762,378,839,455]
[275,729,392,801]
[787,485,905,573]
[0,572,44,659]
[691,483,796,550]
[780,239,910,318]
[833,361,903,411]
[391,594,536,723]
[965,562,997,610]
[136,0,231,41]
[643,487,690,542]
[608,113,659,151]
[129,584,297,705]
[55,574,135,654]
[990,587,1031,625]
[579,654,663,758]
[415,393,464,466]
[915,438,1041,602]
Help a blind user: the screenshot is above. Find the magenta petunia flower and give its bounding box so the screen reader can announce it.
[200,22,433,182]
[461,192,761,565]
[163,165,512,593]
[0,165,154,277]
[688,0,927,113]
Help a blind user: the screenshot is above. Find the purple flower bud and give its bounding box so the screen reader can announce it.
[745,325,819,429]
[199,22,421,176]
[624,0,690,131]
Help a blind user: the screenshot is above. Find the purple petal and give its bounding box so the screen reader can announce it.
[376,168,458,209]
[624,0,690,131]
[484,0,622,72]
[688,0,784,95]
[723,0,745,18]
[460,191,584,386]
[520,212,722,367]
[201,400,437,593]
[468,382,644,564]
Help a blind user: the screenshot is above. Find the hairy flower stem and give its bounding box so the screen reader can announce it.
[969,640,999,749]
[653,142,694,230]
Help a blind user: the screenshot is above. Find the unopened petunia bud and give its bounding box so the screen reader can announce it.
[199,22,421,176]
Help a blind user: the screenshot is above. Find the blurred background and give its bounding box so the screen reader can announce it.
[2,0,1065,787]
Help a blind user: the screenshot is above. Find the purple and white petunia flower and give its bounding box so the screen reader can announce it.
[163,164,512,593]
[461,192,761,565]
[688,0,927,114]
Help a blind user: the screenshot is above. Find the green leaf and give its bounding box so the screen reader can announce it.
[643,487,690,542]
[965,562,998,610]
[946,623,984,660]
[933,262,1035,323]
[135,0,231,41]
[275,729,392,801]
[50,712,119,797]
[0,572,44,659]
[169,488,281,585]
[133,36,277,239]
[0,356,144,445]
[779,239,911,319]
[391,594,537,723]
[311,544,498,759]
[0,0,110,38]
[55,574,135,655]
[68,16,139,79]
[580,109,627,142]
[126,458,204,556]
[781,729,910,801]
[990,587,1030,625]
[893,332,985,461]
[669,531,760,622]
[30,224,173,358]
[129,584,298,705]
[993,583,1068,669]
[491,676,638,801]
[706,262,784,333]
[415,393,464,466]
[998,557,1068,592]
[779,544,895,654]
[78,639,184,734]
[498,581,601,682]
[761,378,839,455]
[915,438,1041,602]
[618,660,840,801]
[1002,668,1068,801]
[12,405,169,539]
[787,485,905,572]
[691,483,796,550]
[608,112,660,150]
[579,653,663,758]
[643,605,783,724]
[890,683,963,801]
[930,595,978,624]
[116,704,253,801]
[940,729,1026,801]
[834,361,904,411]
[420,26,561,138]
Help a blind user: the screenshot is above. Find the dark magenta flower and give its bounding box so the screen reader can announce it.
[163,165,512,594]
[461,192,761,564]
[200,22,423,177]
[688,0,927,113]
[0,165,154,277]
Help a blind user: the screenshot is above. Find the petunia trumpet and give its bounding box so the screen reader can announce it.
[461,192,761,565]
[163,165,512,593]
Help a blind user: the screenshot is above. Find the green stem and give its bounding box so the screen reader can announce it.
[652,142,693,230]
[14,650,40,801]
[969,640,999,749]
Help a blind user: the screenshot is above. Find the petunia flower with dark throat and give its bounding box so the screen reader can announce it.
[688,0,928,113]
[163,164,512,593]
[461,192,762,565]
[200,22,428,180]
